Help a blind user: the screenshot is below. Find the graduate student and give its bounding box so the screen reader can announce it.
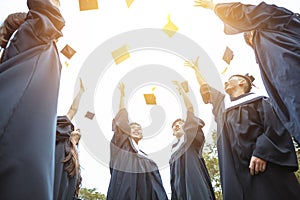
[194,0,300,145]
[54,78,85,200]
[107,82,168,200]
[186,60,300,200]
[0,0,64,199]
[169,81,215,200]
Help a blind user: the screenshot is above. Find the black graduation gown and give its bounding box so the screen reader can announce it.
[107,108,168,200]
[214,2,300,145]
[204,86,300,200]
[54,116,79,200]
[169,111,216,200]
[0,0,64,199]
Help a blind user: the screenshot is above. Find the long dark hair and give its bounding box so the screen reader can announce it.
[62,130,82,197]
[62,131,81,178]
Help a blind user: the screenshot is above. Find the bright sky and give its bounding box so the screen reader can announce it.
[1,0,299,197]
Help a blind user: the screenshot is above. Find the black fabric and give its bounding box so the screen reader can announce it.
[203,86,300,200]
[107,108,168,200]
[0,0,64,199]
[214,2,300,145]
[169,111,215,200]
[54,115,78,200]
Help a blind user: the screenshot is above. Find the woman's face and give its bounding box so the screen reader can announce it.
[130,124,143,139]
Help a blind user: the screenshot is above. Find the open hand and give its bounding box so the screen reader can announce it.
[172,81,183,95]
[194,0,215,10]
[184,56,199,71]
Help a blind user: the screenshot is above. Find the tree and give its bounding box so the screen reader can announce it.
[78,188,106,200]
[203,131,222,200]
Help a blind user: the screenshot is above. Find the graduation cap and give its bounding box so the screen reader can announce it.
[60,44,76,59]
[79,0,99,11]
[222,46,234,64]
[162,15,178,37]
[111,45,130,65]
[126,0,134,8]
[181,81,189,93]
[85,111,95,120]
[143,94,156,105]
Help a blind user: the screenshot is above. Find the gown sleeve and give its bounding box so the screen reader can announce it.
[27,0,64,41]
[2,0,65,62]
[184,111,205,148]
[252,98,298,171]
[214,2,293,34]
[200,84,225,128]
[111,108,132,149]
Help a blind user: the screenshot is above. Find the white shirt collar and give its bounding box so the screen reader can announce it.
[225,93,264,110]
[129,137,148,157]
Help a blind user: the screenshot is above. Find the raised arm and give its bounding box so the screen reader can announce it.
[66,78,85,120]
[173,81,194,113]
[195,1,290,34]
[119,82,125,110]
[184,57,206,86]
[184,57,213,104]
[111,82,131,148]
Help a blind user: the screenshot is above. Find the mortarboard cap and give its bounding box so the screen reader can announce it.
[230,73,255,84]
[61,44,76,59]
[222,46,234,64]
[144,94,156,105]
[79,0,99,11]
[163,15,178,37]
[126,0,134,8]
[112,45,130,65]
[85,111,95,120]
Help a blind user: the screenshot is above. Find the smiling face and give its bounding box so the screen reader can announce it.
[172,119,185,139]
[129,123,143,140]
[224,76,241,95]
[224,75,250,97]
